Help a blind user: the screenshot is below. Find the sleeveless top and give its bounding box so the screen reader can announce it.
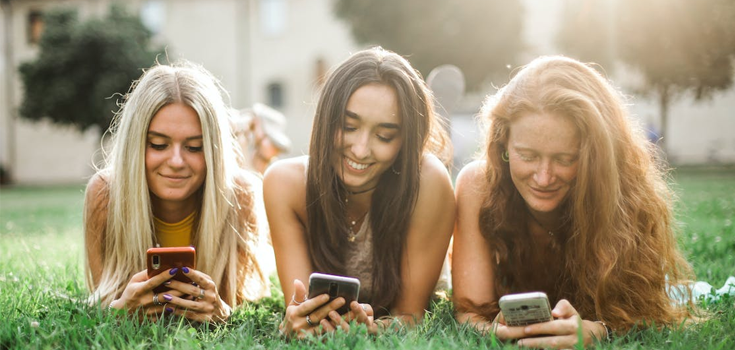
[153,210,196,247]
[343,211,452,303]
[344,212,375,302]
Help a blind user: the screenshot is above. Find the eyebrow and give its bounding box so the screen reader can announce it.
[345,110,401,130]
[147,131,203,141]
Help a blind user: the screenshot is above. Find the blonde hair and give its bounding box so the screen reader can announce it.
[85,61,267,307]
[475,56,693,331]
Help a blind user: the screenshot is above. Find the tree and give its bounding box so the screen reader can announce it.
[334,0,524,91]
[19,5,161,134]
[558,0,735,153]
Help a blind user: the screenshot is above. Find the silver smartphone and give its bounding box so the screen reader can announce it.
[498,291,553,327]
[308,272,360,314]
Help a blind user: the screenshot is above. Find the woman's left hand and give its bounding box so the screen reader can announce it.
[496,299,608,349]
[161,267,232,323]
[321,301,379,334]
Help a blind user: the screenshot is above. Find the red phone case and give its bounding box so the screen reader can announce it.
[146,247,196,293]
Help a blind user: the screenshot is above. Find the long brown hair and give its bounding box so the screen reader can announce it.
[477,56,692,331]
[306,47,450,314]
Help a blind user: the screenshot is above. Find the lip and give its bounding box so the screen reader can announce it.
[529,186,560,198]
[343,157,373,174]
[160,174,190,182]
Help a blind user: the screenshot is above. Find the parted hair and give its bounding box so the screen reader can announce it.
[472,56,692,331]
[306,47,450,314]
[84,61,267,307]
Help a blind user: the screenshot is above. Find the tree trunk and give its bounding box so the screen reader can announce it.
[658,84,671,157]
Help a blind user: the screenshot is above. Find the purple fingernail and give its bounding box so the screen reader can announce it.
[163,294,172,302]
[165,307,174,313]
[164,281,171,286]
[182,267,190,273]
[191,282,198,287]
[169,268,178,275]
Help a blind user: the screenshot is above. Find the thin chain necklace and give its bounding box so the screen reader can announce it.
[347,210,369,242]
[527,209,558,237]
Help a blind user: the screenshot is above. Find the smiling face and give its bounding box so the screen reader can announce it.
[333,83,403,192]
[507,112,580,216]
[145,103,207,213]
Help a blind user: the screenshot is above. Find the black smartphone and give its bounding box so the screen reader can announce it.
[498,291,553,327]
[308,272,360,314]
[146,247,196,294]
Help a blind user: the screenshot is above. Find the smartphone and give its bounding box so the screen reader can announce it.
[146,247,196,294]
[308,272,360,314]
[498,291,553,327]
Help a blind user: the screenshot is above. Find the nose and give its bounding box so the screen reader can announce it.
[350,131,371,160]
[533,160,554,187]
[167,145,185,168]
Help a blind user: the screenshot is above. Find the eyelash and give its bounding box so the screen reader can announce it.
[148,143,203,152]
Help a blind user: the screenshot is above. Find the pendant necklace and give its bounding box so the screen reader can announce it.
[527,209,558,237]
[347,210,369,242]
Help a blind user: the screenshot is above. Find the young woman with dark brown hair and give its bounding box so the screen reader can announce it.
[264,47,454,338]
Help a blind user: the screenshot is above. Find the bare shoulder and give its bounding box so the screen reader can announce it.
[419,153,452,186]
[262,156,307,208]
[455,160,487,199]
[263,156,307,189]
[85,171,110,212]
[415,153,454,213]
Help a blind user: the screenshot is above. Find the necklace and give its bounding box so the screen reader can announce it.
[344,185,378,203]
[526,209,558,237]
[347,210,369,242]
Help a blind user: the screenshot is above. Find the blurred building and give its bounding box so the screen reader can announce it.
[1,0,360,185]
[1,0,733,185]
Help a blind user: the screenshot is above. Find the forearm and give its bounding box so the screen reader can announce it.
[456,311,496,334]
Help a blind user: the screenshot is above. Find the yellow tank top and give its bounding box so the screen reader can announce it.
[153,211,196,247]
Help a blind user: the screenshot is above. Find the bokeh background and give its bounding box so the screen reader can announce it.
[1,0,734,185]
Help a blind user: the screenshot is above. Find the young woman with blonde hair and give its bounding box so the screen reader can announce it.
[453,56,693,348]
[84,61,269,323]
[265,47,454,338]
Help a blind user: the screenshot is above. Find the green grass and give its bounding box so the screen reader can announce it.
[1,169,734,349]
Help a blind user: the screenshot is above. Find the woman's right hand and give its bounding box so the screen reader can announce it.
[108,268,181,320]
[279,279,347,339]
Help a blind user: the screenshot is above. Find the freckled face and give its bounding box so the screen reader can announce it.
[333,83,403,192]
[145,103,206,211]
[507,112,580,216]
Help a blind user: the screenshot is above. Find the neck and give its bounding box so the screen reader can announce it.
[151,196,199,223]
[526,206,563,235]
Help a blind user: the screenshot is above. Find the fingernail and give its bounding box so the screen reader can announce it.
[182,267,190,273]
[164,281,171,286]
[165,307,173,313]
[169,268,178,275]
[191,282,198,287]
[163,294,173,302]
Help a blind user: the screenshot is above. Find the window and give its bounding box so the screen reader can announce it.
[260,0,287,36]
[27,10,43,44]
[267,82,285,108]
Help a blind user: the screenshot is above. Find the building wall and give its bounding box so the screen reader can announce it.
[1,0,733,185]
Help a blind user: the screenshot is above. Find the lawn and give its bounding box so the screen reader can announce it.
[0,168,733,349]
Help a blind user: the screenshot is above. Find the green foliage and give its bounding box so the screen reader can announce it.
[557,0,735,152]
[1,170,734,348]
[18,4,161,133]
[333,0,524,90]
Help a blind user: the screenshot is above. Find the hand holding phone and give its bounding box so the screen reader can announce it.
[308,272,360,314]
[146,247,196,294]
[498,291,553,327]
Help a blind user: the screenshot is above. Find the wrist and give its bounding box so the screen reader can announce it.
[593,320,613,342]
